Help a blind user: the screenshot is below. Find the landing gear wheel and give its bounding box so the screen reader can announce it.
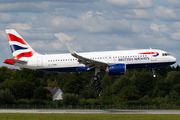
[93,76,98,81]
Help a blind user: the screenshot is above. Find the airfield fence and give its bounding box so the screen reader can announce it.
[0,104,180,110]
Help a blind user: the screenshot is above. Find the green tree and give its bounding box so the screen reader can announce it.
[138,95,151,105]
[111,76,132,95]
[166,71,180,91]
[100,86,113,105]
[0,89,15,104]
[175,65,180,71]
[56,73,71,89]
[80,89,95,99]
[62,93,79,105]
[63,72,88,96]
[33,86,47,100]
[134,69,156,97]
[102,75,116,89]
[119,85,140,101]
[172,84,180,95]
[47,79,53,87]
[0,66,15,83]
[169,90,178,103]
[111,94,121,105]
[53,79,58,87]
[0,79,35,99]
[156,66,173,77]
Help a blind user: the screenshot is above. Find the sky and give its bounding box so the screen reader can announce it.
[0,0,180,68]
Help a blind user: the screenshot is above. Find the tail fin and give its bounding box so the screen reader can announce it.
[5,29,36,60]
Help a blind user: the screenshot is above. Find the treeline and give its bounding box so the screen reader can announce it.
[0,65,180,105]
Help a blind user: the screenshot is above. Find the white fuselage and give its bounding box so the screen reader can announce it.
[15,49,177,72]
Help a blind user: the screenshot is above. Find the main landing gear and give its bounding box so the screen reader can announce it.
[92,68,102,99]
[152,68,156,78]
[93,68,100,81]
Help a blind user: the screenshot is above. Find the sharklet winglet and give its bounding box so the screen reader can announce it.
[66,43,76,55]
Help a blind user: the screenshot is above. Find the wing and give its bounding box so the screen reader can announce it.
[66,44,109,70]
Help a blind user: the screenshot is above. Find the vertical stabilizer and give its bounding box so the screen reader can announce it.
[5,29,36,60]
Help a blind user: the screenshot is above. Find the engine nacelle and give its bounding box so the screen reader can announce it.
[106,63,126,76]
[77,66,89,71]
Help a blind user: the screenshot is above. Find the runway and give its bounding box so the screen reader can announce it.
[0,109,180,114]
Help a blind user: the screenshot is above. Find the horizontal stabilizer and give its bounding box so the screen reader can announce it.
[4,59,27,65]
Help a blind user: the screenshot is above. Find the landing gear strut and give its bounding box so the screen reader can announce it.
[93,68,100,81]
[152,68,156,78]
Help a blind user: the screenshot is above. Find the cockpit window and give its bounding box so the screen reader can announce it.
[162,53,170,56]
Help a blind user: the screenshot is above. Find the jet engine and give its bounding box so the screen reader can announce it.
[105,63,126,76]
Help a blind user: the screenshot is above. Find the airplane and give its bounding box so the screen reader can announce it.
[4,29,177,80]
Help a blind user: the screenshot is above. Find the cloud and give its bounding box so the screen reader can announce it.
[116,45,136,50]
[155,6,180,21]
[170,22,180,30]
[0,0,95,3]
[0,30,7,41]
[48,12,110,33]
[136,34,173,49]
[54,32,73,43]
[0,1,97,13]
[29,40,64,53]
[123,9,151,20]
[158,0,180,8]
[150,23,159,32]
[159,25,171,33]
[107,0,153,9]
[81,11,93,20]
[0,3,44,13]
[46,11,147,34]
[6,23,32,30]
[0,13,11,23]
[96,11,103,15]
[171,32,180,40]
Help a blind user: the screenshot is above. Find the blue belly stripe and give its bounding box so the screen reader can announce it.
[37,62,176,72]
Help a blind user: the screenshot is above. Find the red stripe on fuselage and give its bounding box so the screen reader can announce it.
[139,52,158,54]
[6,33,27,45]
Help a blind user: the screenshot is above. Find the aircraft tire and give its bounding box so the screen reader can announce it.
[93,76,98,81]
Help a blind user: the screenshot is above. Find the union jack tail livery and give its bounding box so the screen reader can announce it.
[6,29,36,59]
[4,29,37,65]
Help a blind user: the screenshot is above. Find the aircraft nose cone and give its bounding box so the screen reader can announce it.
[171,56,177,63]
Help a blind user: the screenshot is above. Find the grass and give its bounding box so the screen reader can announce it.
[0,114,180,120]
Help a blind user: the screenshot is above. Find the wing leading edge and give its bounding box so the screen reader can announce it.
[66,44,109,70]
